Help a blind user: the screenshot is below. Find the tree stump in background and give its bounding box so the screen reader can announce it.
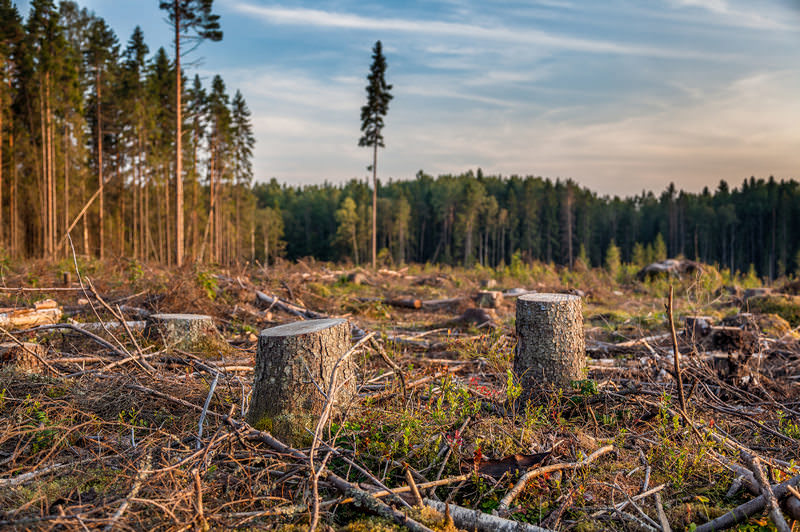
[475,290,503,308]
[514,293,585,392]
[0,342,46,374]
[144,313,229,355]
[247,318,355,446]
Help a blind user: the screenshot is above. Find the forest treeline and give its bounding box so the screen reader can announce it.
[254,172,800,280]
[2,2,797,279]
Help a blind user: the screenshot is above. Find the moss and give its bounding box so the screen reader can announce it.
[747,294,800,326]
[253,415,273,433]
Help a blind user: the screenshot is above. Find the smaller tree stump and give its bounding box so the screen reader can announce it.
[145,313,228,355]
[0,342,46,374]
[475,290,503,308]
[514,293,585,392]
[247,318,355,446]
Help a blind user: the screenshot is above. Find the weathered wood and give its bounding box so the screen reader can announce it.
[0,299,62,330]
[246,318,356,446]
[514,293,585,391]
[424,499,554,532]
[144,313,227,354]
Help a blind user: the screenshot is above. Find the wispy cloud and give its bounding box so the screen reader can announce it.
[231,2,725,60]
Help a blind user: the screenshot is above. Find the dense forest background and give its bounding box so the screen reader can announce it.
[1,1,798,280]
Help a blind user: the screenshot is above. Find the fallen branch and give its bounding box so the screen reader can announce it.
[694,474,800,532]
[497,445,615,512]
[741,452,791,532]
[425,498,554,532]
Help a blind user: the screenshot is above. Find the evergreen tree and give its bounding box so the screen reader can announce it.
[605,239,621,277]
[85,16,118,259]
[359,40,392,270]
[159,0,222,266]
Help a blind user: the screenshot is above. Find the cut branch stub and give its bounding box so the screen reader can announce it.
[144,313,229,355]
[514,293,585,392]
[247,318,355,446]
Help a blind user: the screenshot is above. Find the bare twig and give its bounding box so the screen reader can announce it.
[497,445,614,512]
[666,285,687,413]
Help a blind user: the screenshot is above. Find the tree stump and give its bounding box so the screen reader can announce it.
[0,342,46,374]
[144,313,229,355]
[514,293,585,392]
[247,318,355,446]
[475,290,503,309]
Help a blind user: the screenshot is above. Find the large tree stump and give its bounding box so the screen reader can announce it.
[144,313,229,355]
[514,293,585,392]
[247,318,355,446]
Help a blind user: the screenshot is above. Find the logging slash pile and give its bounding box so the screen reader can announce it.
[0,258,798,531]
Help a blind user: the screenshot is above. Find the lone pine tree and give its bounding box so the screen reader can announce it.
[359,40,392,270]
[159,0,222,267]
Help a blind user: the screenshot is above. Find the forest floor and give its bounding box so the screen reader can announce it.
[0,256,799,531]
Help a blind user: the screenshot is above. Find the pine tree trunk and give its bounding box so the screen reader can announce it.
[514,293,585,392]
[96,69,104,260]
[247,318,355,446]
[174,1,184,267]
[372,142,377,270]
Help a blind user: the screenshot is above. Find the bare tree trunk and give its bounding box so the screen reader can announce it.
[46,75,55,258]
[372,142,377,270]
[39,83,48,256]
[174,1,184,267]
[63,123,69,255]
[96,69,104,260]
[11,131,17,257]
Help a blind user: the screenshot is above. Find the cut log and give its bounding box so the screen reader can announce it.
[637,259,702,280]
[475,290,503,309]
[247,318,355,446]
[357,297,422,309]
[144,313,229,355]
[0,300,62,330]
[514,293,585,391]
[0,342,46,373]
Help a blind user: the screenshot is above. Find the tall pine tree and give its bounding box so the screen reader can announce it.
[358,40,392,270]
[159,0,222,267]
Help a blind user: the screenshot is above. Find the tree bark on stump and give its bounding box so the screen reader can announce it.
[514,293,585,392]
[144,313,228,355]
[246,318,355,446]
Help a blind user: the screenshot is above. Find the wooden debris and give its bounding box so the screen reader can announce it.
[425,499,554,532]
[637,258,702,279]
[0,299,62,330]
[357,297,423,309]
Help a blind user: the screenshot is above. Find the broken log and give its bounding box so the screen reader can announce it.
[247,318,356,446]
[357,297,423,309]
[0,300,62,330]
[514,293,585,391]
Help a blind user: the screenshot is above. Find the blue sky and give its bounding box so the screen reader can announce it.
[19,0,800,196]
